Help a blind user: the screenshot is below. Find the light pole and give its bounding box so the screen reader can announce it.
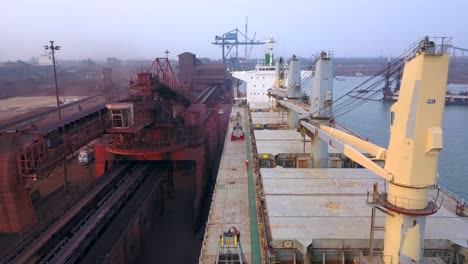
[44,41,68,193]
[44,41,61,120]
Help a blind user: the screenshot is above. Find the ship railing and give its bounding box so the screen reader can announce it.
[436,183,466,215]
[436,184,466,205]
[319,50,333,59]
[367,180,443,215]
[354,254,393,264]
[306,249,392,264]
[404,36,452,61]
[128,128,205,146]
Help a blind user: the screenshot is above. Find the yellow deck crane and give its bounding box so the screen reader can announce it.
[299,37,451,264]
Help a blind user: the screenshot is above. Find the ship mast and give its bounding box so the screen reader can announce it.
[308,51,333,168]
[266,34,275,66]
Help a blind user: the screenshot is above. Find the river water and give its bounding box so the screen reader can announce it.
[334,77,468,200]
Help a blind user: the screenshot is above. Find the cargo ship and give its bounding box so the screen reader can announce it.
[200,36,468,264]
[0,35,467,264]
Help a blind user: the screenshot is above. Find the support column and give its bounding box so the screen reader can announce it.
[310,134,328,168]
[287,110,298,129]
[286,55,301,97]
[384,212,426,263]
[94,144,116,178]
[309,51,333,168]
[309,51,333,118]
[381,40,451,263]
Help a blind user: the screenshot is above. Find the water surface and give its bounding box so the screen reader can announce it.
[335,77,468,200]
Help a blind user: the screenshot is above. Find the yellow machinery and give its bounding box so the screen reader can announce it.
[299,37,452,264]
[215,226,247,264]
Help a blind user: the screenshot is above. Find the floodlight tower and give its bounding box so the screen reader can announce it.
[44,41,69,194]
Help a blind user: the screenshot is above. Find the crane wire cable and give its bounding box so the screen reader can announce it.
[307,39,422,119]
[334,64,403,117]
[326,58,404,117]
[335,74,401,113]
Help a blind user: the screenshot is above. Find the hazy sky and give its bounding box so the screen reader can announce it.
[1,0,467,61]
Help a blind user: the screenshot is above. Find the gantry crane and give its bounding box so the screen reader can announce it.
[212,28,266,70]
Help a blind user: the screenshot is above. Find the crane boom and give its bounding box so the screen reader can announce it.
[247,32,256,61]
[300,121,394,182]
[318,124,387,160]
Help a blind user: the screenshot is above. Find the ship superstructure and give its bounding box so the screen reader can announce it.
[231,35,276,109]
[232,37,313,110]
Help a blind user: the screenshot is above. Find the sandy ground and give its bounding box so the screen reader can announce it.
[0,95,87,124]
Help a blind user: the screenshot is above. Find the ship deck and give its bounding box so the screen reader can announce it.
[254,130,341,155]
[262,168,468,249]
[199,106,260,263]
[250,111,285,126]
[201,106,468,263]
[252,112,468,254]
[250,110,468,261]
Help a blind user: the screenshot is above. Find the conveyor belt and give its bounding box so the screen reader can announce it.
[0,87,127,132]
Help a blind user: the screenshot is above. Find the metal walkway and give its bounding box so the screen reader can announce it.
[199,106,261,263]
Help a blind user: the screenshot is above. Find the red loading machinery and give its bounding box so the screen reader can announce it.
[0,55,231,233]
[0,108,108,233]
[97,57,232,228]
